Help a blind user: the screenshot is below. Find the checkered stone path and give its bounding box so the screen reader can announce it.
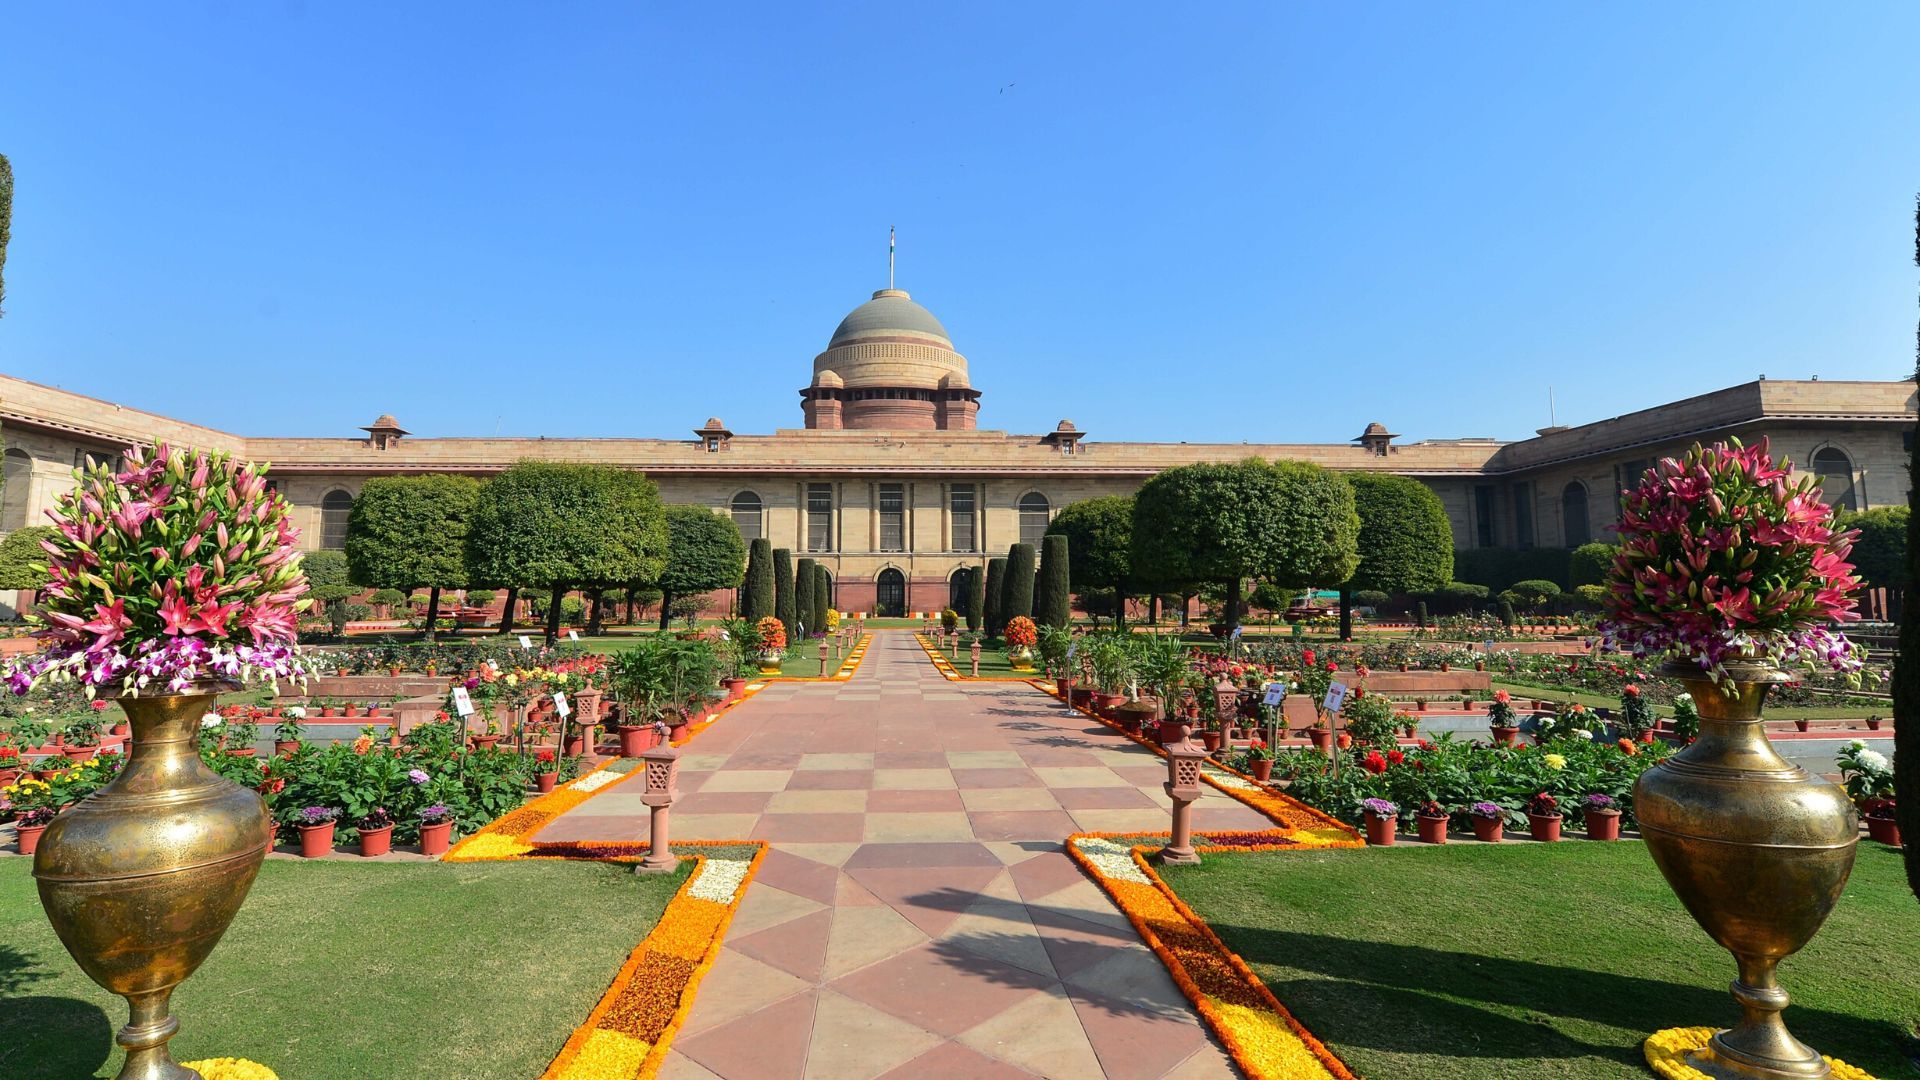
[543,631,1264,1079]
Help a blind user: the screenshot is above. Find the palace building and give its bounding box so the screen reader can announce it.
[2,287,1913,617]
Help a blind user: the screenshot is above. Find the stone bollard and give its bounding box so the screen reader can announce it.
[1160,741,1207,866]
[949,631,959,659]
[819,639,831,677]
[636,743,680,874]
[970,638,981,678]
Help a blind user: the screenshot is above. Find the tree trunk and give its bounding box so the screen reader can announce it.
[498,586,519,635]
[588,589,605,636]
[423,586,442,643]
[1115,577,1128,632]
[625,587,637,625]
[1150,593,1160,626]
[545,581,565,645]
[1338,587,1353,642]
[658,590,675,630]
[1180,593,1192,628]
[1224,577,1243,637]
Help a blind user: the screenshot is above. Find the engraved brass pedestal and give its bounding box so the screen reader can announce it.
[32,683,273,1080]
[1635,660,1857,1079]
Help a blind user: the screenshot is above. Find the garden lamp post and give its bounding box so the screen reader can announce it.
[1160,740,1207,865]
[970,638,981,678]
[1212,677,1239,747]
[636,743,679,874]
[818,639,830,677]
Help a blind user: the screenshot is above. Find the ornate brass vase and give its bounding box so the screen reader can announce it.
[33,682,273,1080]
[1635,659,1857,1079]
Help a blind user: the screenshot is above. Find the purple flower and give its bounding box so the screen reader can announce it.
[408,769,431,785]
[1361,797,1399,818]
[297,805,338,825]
[1470,801,1504,819]
[1585,793,1617,809]
[420,804,452,824]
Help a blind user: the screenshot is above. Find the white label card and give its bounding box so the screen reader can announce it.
[519,635,533,649]
[451,686,476,717]
[1262,683,1286,706]
[568,630,580,642]
[1322,682,1348,714]
[552,692,571,718]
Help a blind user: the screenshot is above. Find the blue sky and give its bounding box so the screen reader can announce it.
[2,4,1917,444]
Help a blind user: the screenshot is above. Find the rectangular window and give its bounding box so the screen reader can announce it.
[1512,483,1534,550]
[1473,485,1495,548]
[950,484,976,552]
[806,483,833,552]
[878,483,905,552]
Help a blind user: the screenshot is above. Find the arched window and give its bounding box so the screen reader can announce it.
[876,568,906,618]
[730,491,763,541]
[1811,448,1856,511]
[1561,481,1591,547]
[949,567,971,611]
[1,448,31,532]
[1018,492,1051,547]
[320,490,354,550]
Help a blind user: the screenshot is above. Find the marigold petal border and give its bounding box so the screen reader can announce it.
[1643,1026,1879,1080]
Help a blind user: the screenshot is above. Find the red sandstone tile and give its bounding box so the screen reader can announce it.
[1029,909,1142,979]
[875,1040,1039,1079]
[676,791,776,815]
[966,810,1079,842]
[1110,766,1171,785]
[1007,850,1091,903]
[828,942,1052,1037]
[752,813,867,843]
[1191,805,1278,832]
[843,866,1004,937]
[874,750,951,769]
[951,768,1044,790]
[1015,748,1104,767]
[784,769,876,790]
[1067,988,1209,1080]
[866,788,966,812]
[1049,787,1158,810]
[843,842,1001,869]
[753,847,842,905]
[731,907,834,983]
[676,988,818,1080]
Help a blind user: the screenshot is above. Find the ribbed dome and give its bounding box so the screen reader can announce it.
[827,289,953,349]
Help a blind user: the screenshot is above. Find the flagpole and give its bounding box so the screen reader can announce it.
[889,226,895,290]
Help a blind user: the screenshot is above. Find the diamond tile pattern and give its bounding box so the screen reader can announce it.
[543,632,1233,1078]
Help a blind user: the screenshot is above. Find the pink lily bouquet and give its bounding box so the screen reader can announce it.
[4,441,313,697]
[1602,438,1862,685]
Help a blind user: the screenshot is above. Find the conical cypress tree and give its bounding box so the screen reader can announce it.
[773,548,796,643]
[982,557,1007,637]
[1038,534,1071,629]
[966,566,985,631]
[812,563,830,639]
[1896,191,1920,900]
[1004,543,1037,624]
[795,557,816,637]
[743,538,774,620]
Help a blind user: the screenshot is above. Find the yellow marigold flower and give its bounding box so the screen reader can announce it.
[1544,753,1567,770]
[1644,1027,1877,1080]
[444,833,534,860]
[180,1059,280,1080]
[559,1029,650,1079]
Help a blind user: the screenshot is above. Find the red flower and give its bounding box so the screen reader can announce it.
[1622,683,1641,698]
[1361,750,1389,774]
[1416,739,1433,750]
[1302,649,1316,666]
[1387,749,1405,765]
[1618,738,1638,756]
[1326,660,1338,672]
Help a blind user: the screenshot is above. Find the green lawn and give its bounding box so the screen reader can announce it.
[914,633,1044,679]
[1161,843,1920,1079]
[1,857,688,1079]
[1489,680,1888,722]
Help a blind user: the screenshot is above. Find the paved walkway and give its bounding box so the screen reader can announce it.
[542,632,1268,1079]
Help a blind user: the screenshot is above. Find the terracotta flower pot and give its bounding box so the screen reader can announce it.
[1587,809,1622,841]
[1866,816,1901,847]
[1640,731,1656,744]
[1471,816,1504,843]
[359,825,394,857]
[535,771,558,794]
[1491,725,1519,747]
[470,734,502,751]
[1474,660,1486,671]
[618,724,656,756]
[1364,812,1396,847]
[1864,717,1881,731]
[16,823,48,855]
[0,767,17,787]
[227,747,257,759]
[1069,688,1094,708]
[1250,759,1273,782]
[1308,728,1332,751]
[111,723,130,737]
[420,820,454,856]
[1527,813,1563,842]
[63,745,98,761]
[1201,730,1223,752]
[564,734,585,756]
[344,704,362,718]
[1157,720,1191,746]
[298,821,337,858]
[1055,677,1076,697]
[274,740,299,756]
[1793,719,1810,733]
[1417,814,1449,844]
[723,677,747,700]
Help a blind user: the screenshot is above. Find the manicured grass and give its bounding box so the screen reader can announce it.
[1161,842,1920,1079]
[916,634,1043,678]
[1490,680,1889,722]
[1,857,688,1079]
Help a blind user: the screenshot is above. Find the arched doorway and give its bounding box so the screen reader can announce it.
[876,568,906,618]
[949,568,971,612]
[1561,481,1591,546]
[1811,447,1856,511]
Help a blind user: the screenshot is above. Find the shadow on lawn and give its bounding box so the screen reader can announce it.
[0,946,114,1079]
[1205,927,1917,1073]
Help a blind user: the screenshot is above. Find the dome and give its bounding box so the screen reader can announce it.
[813,369,844,388]
[827,289,953,350]
[937,371,969,390]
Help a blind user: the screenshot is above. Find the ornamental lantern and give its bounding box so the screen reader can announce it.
[1160,741,1207,866]
[636,743,679,874]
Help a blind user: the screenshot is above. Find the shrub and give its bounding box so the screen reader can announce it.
[466,590,496,608]
[1415,601,1429,628]
[1451,548,1571,593]
[369,588,408,608]
[0,525,57,590]
[1352,589,1390,609]
[560,595,586,626]
[1506,579,1562,609]
[1568,542,1617,588]
[343,604,374,622]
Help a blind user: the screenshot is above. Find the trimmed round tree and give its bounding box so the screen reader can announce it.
[1569,542,1619,589]
[345,474,481,642]
[812,562,830,638]
[795,557,817,637]
[1339,473,1454,639]
[773,548,796,643]
[1840,507,1908,591]
[1003,543,1037,624]
[466,461,668,644]
[0,524,56,591]
[1045,495,1133,627]
[982,557,1007,636]
[658,504,747,629]
[1036,534,1071,629]
[301,548,358,635]
[743,538,774,620]
[965,565,985,631]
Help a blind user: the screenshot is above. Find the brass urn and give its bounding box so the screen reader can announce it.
[1635,659,1857,1079]
[33,682,273,1080]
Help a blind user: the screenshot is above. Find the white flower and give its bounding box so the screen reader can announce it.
[1855,748,1891,773]
[200,714,223,729]
[287,707,307,719]
[1574,729,1593,741]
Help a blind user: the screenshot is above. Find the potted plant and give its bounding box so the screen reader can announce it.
[1469,801,1505,842]
[1084,634,1131,715]
[61,715,104,761]
[1526,792,1563,842]
[418,804,455,856]
[718,617,756,698]
[1617,684,1656,743]
[13,805,56,855]
[1584,793,1622,841]
[1361,797,1398,846]
[356,807,395,857]
[754,615,787,674]
[1861,800,1900,848]
[1340,692,1400,749]
[1487,691,1520,747]
[0,745,20,787]
[1416,800,1449,844]
[1004,616,1039,671]
[1243,739,1274,782]
[274,710,305,756]
[295,805,339,858]
[1836,740,1896,845]
[1037,624,1074,695]
[529,747,560,793]
[1307,716,1333,752]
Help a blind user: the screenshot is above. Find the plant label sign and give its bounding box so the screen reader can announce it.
[568,630,580,642]
[1262,683,1287,707]
[518,635,534,650]
[1322,682,1348,714]
[450,686,476,717]
[552,692,571,718]
[1483,640,1496,653]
